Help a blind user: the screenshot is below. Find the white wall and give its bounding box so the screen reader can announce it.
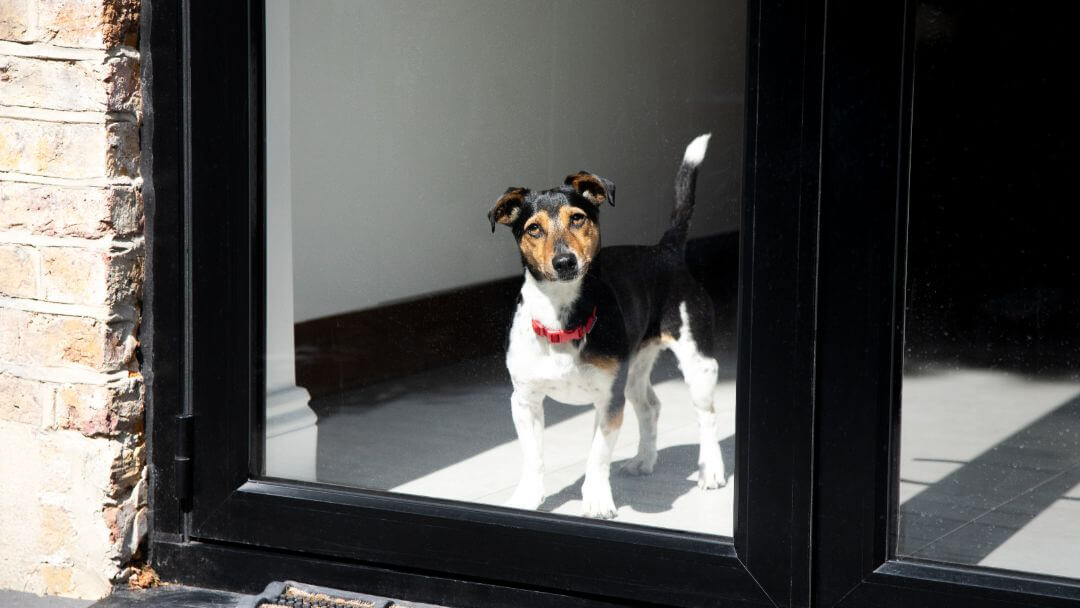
[283,0,745,321]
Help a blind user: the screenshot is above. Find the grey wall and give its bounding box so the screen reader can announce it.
[283,0,745,321]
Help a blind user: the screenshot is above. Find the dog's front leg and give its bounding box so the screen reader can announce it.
[506,389,546,510]
[581,398,622,519]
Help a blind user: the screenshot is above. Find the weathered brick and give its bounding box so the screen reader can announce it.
[0,421,125,599]
[4,309,135,370]
[0,0,33,42]
[103,56,139,114]
[109,436,142,490]
[100,0,138,48]
[34,0,139,49]
[0,243,39,298]
[105,120,138,178]
[0,55,101,112]
[52,378,142,436]
[0,0,138,48]
[0,118,106,179]
[0,182,141,238]
[23,313,105,368]
[39,244,141,307]
[39,245,141,307]
[39,504,75,554]
[0,307,20,360]
[0,373,52,425]
[0,55,137,113]
[40,564,75,595]
[0,0,144,597]
[40,247,104,304]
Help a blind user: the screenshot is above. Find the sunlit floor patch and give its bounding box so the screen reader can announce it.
[311,352,735,537]
[899,367,1080,578]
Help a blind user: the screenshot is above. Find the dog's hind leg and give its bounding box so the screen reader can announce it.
[621,343,664,475]
[582,392,622,519]
[669,302,726,490]
[506,389,546,510]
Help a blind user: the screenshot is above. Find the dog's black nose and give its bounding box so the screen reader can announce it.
[552,254,578,278]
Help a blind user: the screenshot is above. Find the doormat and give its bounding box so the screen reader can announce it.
[242,581,445,608]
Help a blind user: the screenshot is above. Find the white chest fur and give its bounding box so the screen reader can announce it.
[506,272,612,406]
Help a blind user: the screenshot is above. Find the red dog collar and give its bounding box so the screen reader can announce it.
[532,307,598,344]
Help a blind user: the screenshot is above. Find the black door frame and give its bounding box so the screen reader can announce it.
[145,0,819,605]
[141,0,1080,606]
[810,2,1080,607]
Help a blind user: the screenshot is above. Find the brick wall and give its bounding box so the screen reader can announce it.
[0,0,144,599]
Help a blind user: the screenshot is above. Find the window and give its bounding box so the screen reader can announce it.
[262,0,744,537]
[897,1,1080,580]
[144,1,1079,606]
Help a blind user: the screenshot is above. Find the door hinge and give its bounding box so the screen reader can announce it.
[175,413,194,511]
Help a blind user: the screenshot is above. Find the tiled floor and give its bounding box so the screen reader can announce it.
[311,357,1080,577]
[898,367,1080,579]
[312,351,737,537]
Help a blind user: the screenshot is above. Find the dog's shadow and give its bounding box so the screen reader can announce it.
[539,435,735,515]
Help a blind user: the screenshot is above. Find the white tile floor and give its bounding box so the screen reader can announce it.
[899,367,1080,579]
[394,374,736,535]
[312,352,736,537]
[310,358,1080,578]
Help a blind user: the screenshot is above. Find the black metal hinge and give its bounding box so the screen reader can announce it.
[175,413,194,511]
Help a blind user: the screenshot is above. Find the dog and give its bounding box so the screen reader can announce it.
[487,134,725,519]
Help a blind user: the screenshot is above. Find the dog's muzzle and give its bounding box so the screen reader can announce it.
[552,254,578,280]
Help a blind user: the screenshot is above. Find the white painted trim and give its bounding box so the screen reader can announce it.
[263,0,318,482]
[266,385,317,438]
[265,388,318,482]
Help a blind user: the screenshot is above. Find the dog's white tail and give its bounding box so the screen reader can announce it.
[661,133,712,249]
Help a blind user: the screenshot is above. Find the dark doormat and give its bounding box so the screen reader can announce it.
[242,581,444,608]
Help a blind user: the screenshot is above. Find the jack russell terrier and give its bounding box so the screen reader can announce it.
[487,134,724,519]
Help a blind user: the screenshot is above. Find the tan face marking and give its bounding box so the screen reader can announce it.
[518,206,599,280]
[518,212,556,278]
[558,206,600,268]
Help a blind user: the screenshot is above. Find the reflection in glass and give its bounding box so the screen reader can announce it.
[897,2,1080,578]
[264,0,745,536]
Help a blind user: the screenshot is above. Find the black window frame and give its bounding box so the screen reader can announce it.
[145,0,819,605]
[141,0,1080,606]
[811,2,1080,607]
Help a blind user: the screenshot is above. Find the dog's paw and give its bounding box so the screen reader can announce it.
[581,479,618,519]
[505,479,545,510]
[621,452,657,476]
[697,461,727,490]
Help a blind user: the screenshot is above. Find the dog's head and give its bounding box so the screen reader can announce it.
[488,172,615,282]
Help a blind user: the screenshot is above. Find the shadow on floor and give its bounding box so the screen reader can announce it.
[899,392,1080,565]
[311,351,734,492]
[540,435,735,514]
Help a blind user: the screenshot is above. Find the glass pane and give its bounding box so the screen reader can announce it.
[263,0,745,536]
[897,2,1080,577]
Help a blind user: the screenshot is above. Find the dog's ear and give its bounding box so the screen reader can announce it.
[488,187,529,233]
[564,171,615,207]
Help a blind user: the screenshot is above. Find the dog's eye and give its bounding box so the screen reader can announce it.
[569,213,587,227]
[525,224,543,238]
